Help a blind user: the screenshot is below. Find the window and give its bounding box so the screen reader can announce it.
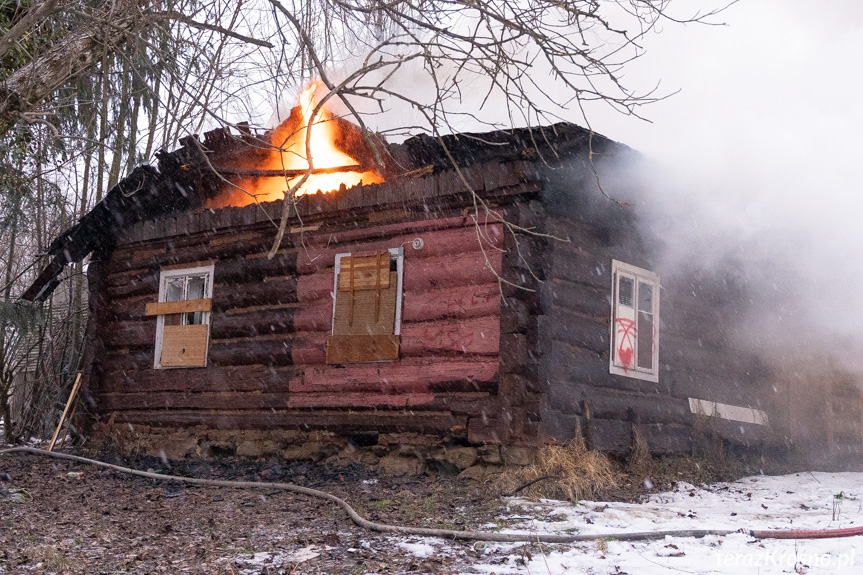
[610,260,659,382]
[146,264,214,368]
[326,248,404,363]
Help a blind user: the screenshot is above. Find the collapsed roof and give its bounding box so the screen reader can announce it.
[22,120,612,302]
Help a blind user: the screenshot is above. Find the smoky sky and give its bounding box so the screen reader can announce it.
[576,1,863,367]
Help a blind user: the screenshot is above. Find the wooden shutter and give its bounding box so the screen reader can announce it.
[327,252,400,363]
[160,324,209,367]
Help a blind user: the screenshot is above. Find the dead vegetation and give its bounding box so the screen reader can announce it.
[496,433,618,501]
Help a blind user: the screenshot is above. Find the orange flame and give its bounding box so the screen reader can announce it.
[215,81,383,207]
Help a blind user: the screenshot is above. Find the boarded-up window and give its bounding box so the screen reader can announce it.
[326,249,403,363]
[148,264,214,369]
[610,260,659,382]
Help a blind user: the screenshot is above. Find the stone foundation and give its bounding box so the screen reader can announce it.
[89,423,537,477]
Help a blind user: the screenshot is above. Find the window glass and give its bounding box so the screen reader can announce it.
[618,276,634,307]
[638,282,652,312]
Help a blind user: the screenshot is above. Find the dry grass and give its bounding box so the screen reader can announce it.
[626,427,652,478]
[496,433,618,501]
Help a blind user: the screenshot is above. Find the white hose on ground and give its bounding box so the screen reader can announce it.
[2,447,860,542]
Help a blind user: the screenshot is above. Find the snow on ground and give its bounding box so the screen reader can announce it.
[466,472,863,574]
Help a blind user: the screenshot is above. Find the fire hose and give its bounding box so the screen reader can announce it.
[2,446,862,543]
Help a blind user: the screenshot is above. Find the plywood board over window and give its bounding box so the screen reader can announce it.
[151,264,214,369]
[327,248,404,364]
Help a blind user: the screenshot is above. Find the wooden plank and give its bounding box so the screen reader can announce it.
[337,253,391,291]
[106,409,469,436]
[326,335,400,363]
[160,324,209,367]
[333,272,397,336]
[144,298,212,316]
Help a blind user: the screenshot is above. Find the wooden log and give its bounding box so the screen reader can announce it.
[543,381,693,426]
[548,245,610,289]
[295,224,503,274]
[500,297,531,334]
[286,391,492,414]
[100,365,299,394]
[109,231,278,273]
[538,308,608,355]
[210,307,299,339]
[539,340,670,394]
[104,320,156,349]
[215,252,298,284]
[403,283,500,323]
[584,418,633,453]
[403,250,503,291]
[102,349,153,372]
[468,416,501,444]
[635,423,693,455]
[212,276,298,310]
[401,315,500,356]
[290,215,471,251]
[500,333,532,375]
[106,273,158,299]
[291,334,327,365]
[208,336,295,366]
[106,409,469,436]
[539,278,611,318]
[99,391,293,411]
[295,358,499,393]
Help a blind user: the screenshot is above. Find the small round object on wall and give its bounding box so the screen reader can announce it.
[411,238,424,250]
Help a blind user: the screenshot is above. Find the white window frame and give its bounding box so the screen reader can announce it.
[609,260,660,382]
[331,247,404,337]
[153,264,214,369]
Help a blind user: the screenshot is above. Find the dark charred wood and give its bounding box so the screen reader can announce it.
[100,365,297,394]
[106,409,469,436]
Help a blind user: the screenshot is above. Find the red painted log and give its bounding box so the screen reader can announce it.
[297,249,503,304]
[293,301,333,332]
[296,358,499,393]
[291,334,327,365]
[295,225,503,274]
[401,315,500,356]
[403,283,500,323]
[403,250,502,292]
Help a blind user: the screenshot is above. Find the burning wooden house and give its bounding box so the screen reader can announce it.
[22,86,858,471]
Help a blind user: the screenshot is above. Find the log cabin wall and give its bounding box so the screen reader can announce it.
[86,160,544,456]
[534,160,778,455]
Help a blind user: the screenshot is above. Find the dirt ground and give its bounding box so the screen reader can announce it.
[0,450,529,575]
[0,446,768,574]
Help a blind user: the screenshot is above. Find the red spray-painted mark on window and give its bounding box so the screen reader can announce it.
[615,317,636,371]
